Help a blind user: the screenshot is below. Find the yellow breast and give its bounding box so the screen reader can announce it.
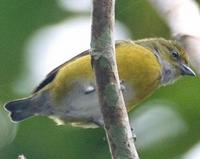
[48,41,161,111]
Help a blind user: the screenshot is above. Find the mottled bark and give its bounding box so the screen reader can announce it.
[90,0,139,159]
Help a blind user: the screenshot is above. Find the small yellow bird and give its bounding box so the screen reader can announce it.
[5,38,195,128]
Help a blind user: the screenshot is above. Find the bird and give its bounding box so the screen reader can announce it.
[4,38,196,128]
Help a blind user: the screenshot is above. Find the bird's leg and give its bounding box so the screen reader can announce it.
[90,116,104,127]
[120,80,126,91]
[120,80,136,141]
[131,127,137,142]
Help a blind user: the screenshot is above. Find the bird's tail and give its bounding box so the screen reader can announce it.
[4,97,34,122]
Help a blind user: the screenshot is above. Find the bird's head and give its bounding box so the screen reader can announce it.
[136,38,196,85]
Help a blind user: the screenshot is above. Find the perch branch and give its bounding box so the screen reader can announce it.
[90,0,139,158]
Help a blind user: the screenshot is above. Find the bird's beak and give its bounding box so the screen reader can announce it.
[180,64,196,76]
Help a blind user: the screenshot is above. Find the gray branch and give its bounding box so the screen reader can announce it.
[90,0,139,158]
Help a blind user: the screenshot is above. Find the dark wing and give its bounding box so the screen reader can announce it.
[33,50,90,93]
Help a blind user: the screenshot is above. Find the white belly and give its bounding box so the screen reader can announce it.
[48,80,134,128]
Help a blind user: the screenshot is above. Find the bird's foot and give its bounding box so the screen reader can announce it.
[131,127,137,142]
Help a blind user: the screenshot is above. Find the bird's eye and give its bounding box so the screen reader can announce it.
[172,51,179,60]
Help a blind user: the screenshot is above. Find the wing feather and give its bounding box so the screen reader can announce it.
[32,41,128,93]
[33,50,89,93]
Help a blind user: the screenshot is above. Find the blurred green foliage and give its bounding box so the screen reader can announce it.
[0,0,199,159]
